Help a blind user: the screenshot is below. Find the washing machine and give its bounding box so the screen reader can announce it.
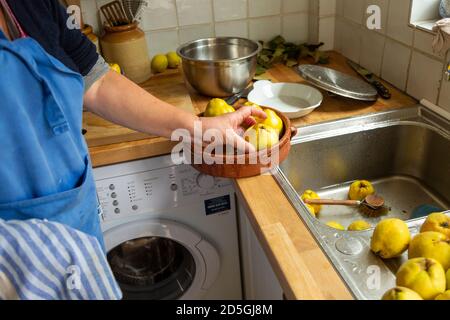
[93,155,242,300]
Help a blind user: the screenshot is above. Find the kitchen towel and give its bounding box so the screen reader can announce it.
[433,18,450,56]
[0,219,122,300]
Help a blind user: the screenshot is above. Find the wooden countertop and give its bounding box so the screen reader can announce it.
[86,52,417,300]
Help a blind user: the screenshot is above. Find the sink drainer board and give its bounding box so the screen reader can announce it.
[274,105,450,300]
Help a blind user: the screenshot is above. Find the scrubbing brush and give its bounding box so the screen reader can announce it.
[305,194,388,217]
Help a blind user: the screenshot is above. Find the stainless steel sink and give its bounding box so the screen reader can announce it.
[274,106,450,300]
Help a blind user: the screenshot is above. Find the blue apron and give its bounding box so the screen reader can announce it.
[0,30,104,247]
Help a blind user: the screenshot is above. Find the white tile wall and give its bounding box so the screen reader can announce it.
[407,51,443,104]
[176,0,213,26]
[215,20,248,38]
[343,0,364,24]
[249,16,282,42]
[179,23,214,43]
[386,0,413,45]
[282,13,309,43]
[381,39,411,90]
[82,0,311,60]
[213,0,247,22]
[340,20,362,62]
[359,29,385,76]
[145,29,179,57]
[140,0,178,31]
[318,16,335,50]
[248,0,281,18]
[319,0,336,16]
[334,0,450,115]
[309,0,339,50]
[283,0,309,13]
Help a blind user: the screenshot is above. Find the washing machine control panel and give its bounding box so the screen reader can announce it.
[95,163,232,222]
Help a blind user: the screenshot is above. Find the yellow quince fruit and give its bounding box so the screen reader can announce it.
[326,221,345,231]
[447,269,450,290]
[300,190,322,215]
[381,287,423,300]
[408,232,450,270]
[370,218,410,259]
[396,257,446,300]
[166,51,181,69]
[244,123,280,151]
[108,63,122,74]
[348,220,371,231]
[204,98,235,117]
[348,180,375,201]
[244,101,263,110]
[421,212,450,239]
[243,103,283,135]
[151,54,168,73]
[435,290,450,300]
[260,109,283,135]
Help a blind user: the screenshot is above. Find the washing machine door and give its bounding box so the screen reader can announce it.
[104,219,220,300]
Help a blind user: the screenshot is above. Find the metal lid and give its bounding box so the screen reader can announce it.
[297,65,378,101]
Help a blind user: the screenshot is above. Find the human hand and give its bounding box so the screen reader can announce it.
[199,106,267,153]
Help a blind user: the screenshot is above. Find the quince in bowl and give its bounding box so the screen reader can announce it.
[191,100,297,178]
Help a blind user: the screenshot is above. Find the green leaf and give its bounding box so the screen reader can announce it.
[286,59,299,68]
[268,35,286,50]
[255,65,268,76]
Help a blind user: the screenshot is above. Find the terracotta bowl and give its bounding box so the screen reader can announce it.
[191,108,297,178]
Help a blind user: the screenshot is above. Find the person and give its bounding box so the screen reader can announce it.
[0,0,265,246]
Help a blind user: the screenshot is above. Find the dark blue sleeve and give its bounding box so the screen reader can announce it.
[48,0,99,76]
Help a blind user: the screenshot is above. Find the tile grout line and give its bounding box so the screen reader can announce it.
[210,0,216,37]
[173,0,181,48]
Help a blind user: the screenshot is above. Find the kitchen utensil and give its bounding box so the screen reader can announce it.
[305,194,386,210]
[347,60,391,99]
[121,0,134,22]
[121,0,147,22]
[191,108,297,178]
[297,65,378,101]
[225,85,253,106]
[247,80,323,119]
[100,1,130,27]
[100,22,151,83]
[177,37,261,97]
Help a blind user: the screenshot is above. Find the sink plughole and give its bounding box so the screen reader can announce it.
[274,106,450,300]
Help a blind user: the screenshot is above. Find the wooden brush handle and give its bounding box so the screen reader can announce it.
[304,199,360,206]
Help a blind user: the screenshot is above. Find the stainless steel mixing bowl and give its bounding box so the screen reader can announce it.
[177,37,262,97]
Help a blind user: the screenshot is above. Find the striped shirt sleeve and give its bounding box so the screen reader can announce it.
[0,219,122,300]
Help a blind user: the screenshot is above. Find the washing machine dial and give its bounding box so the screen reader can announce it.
[196,173,216,189]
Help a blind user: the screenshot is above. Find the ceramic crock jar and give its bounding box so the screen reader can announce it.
[100,22,151,84]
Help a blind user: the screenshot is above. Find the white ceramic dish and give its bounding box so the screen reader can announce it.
[247,80,323,119]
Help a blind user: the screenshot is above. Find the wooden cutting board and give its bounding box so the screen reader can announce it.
[83,69,196,147]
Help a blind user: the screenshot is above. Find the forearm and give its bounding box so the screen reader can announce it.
[83,70,198,138]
